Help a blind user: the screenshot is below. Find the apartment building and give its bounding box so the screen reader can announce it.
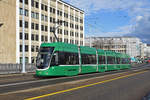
[85,37,142,58]
[0,0,84,64]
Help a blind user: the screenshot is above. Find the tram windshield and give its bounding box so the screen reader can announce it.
[36,47,54,69]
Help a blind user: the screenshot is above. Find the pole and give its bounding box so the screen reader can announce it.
[22,0,25,73]
[53,27,59,42]
[90,36,91,47]
[52,21,65,42]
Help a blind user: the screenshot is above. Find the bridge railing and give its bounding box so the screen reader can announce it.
[0,64,36,74]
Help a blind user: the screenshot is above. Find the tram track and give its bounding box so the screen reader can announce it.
[0,63,149,86]
[0,64,149,95]
[0,63,149,85]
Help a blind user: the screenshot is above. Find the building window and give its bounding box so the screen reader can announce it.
[75,40,78,44]
[31,34,34,41]
[45,36,48,42]
[35,2,39,8]
[20,32,22,39]
[36,46,39,52]
[53,18,55,23]
[31,57,35,63]
[19,20,22,27]
[25,33,28,40]
[53,8,55,14]
[35,13,39,19]
[25,45,28,52]
[31,0,34,7]
[64,13,68,18]
[75,32,78,37]
[50,37,52,42]
[31,23,34,29]
[50,7,52,12]
[20,45,22,52]
[45,5,48,11]
[20,0,22,3]
[64,30,68,35]
[50,27,54,32]
[60,11,62,16]
[57,10,60,15]
[80,26,83,31]
[41,25,44,31]
[41,35,44,41]
[80,19,83,23]
[31,45,34,52]
[58,29,62,34]
[80,34,83,38]
[70,31,74,36]
[41,14,44,21]
[45,15,48,21]
[45,26,48,32]
[36,35,39,41]
[25,21,28,28]
[24,9,28,16]
[25,0,28,5]
[64,39,68,43]
[80,41,83,45]
[31,11,35,18]
[50,17,52,22]
[75,17,78,22]
[19,8,23,15]
[41,4,44,10]
[35,24,39,30]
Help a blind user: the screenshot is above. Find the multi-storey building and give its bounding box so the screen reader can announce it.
[145,44,150,57]
[0,0,84,64]
[85,37,142,58]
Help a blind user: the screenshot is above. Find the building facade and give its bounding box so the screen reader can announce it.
[145,44,150,57]
[0,0,84,64]
[85,37,142,58]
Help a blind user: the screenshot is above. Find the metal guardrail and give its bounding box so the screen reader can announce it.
[0,64,36,74]
[0,63,146,75]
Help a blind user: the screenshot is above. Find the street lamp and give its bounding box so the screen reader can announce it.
[52,20,65,42]
[22,0,26,73]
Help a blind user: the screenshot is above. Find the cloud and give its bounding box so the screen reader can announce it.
[124,15,150,43]
[64,0,150,15]
[64,0,150,43]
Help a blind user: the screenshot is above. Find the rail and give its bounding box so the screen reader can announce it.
[0,64,36,74]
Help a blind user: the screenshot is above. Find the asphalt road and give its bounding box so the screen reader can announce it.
[38,69,150,100]
[0,65,150,100]
[0,64,150,100]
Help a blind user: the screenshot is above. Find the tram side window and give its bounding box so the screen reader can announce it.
[122,58,129,64]
[116,57,121,64]
[98,56,106,64]
[81,54,96,64]
[58,51,79,65]
[122,58,126,64]
[107,56,115,64]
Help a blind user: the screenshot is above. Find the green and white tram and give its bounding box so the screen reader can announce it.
[36,42,131,76]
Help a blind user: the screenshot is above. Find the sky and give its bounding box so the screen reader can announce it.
[63,0,150,44]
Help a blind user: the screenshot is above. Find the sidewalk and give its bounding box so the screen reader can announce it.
[0,72,35,78]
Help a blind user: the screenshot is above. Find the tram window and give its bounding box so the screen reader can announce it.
[98,56,105,64]
[81,54,96,64]
[59,52,79,65]
[122,58,129,64]
[116,57,121,64]
[107,56,115,64]
[51,51,79,65]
